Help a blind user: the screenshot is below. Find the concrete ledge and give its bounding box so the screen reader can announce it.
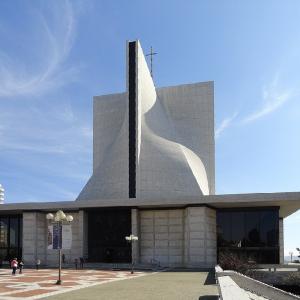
[232,271,300,300]
[215,265,300,300]
[218,276,250,300]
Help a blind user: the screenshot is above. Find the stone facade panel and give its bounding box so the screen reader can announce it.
[139,207,216,267]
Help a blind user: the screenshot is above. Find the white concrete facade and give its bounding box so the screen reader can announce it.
[137,207,216,267]
[22,211,85,265]
[19,204,290,267]
[279,218,284,264]
[77,40,214,201]
[21,207,216,267]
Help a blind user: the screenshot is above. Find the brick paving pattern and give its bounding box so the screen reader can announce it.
[0,269,148,299]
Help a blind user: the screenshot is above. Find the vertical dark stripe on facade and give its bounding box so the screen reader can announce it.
[128,41,136,198]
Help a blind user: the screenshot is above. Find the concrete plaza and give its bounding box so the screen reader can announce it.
[0,268,218,299]
[45,269,218,300]
[0,268,148,299]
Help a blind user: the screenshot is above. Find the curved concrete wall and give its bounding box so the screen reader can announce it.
[77,40,214,201]
[77,93,129,200]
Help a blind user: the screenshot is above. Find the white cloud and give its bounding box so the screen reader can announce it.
[0,0,77,98]
[215,112,238,139]
[243,75,293,124]
[215,75,296,139]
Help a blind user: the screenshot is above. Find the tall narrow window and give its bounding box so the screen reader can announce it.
[128,41,136,198]
[10,217,19,248]
[0,218,8,248]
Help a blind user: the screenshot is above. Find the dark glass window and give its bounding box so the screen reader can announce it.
[217,208,279,264]
[0,218,8,248]
[0,215,22,260]
[217,212,231,246]
[88,209,131,263]
[231,212,244,247]
[245,211,260,247]
[260,211,278,247]
[0,249,6,260]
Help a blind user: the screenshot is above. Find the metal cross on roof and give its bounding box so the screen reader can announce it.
[146,46,157,78]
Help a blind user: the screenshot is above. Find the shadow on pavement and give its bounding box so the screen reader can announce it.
[163,268,214,273]
[198,296,219,300]
[204,269,216,285]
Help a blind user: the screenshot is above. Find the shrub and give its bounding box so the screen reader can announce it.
[218,251,253,275]
[283,273,300,286]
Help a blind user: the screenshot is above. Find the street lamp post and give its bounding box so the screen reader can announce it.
[46,210,73,285]
[125,234,138,274]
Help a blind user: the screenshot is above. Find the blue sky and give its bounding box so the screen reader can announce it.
[0,0,300,255]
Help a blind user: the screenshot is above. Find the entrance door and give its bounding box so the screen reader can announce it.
[88,209,131,263]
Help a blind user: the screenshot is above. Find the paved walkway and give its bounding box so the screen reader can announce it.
[0,269,218,300]
[45,269,219,300]
[0,269,148,299]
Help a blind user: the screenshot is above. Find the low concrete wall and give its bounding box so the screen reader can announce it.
[232,271,300,300]
[218,276,250,300]
[215,266,300,300]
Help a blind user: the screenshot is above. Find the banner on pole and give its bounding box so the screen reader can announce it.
[47,225,53,249]
[62,224,72,250]
[53,223,62,250]
[47,224,72,250]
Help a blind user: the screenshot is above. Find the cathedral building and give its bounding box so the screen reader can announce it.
[0,41,299,267]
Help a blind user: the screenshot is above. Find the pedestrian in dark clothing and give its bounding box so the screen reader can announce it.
[62,253,65,264]
[18,260,24,274]
[74,258,78,270]
[79,257,84,269]
[11,258,18,275]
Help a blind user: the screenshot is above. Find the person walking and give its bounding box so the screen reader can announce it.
[18,260,24,274]
[74,258,78,270]
[79,257,84,269]
[11,258,18,275]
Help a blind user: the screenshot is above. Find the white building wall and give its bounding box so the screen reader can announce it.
[157,82,215,195]
[138,41,213,199]
[184,207,216,267]
[77,93,129,200]
[279,218,284,264]
[23,211,85,266]
[140,209,184,267]
[139,207,216,267]
[23,212,46,264]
